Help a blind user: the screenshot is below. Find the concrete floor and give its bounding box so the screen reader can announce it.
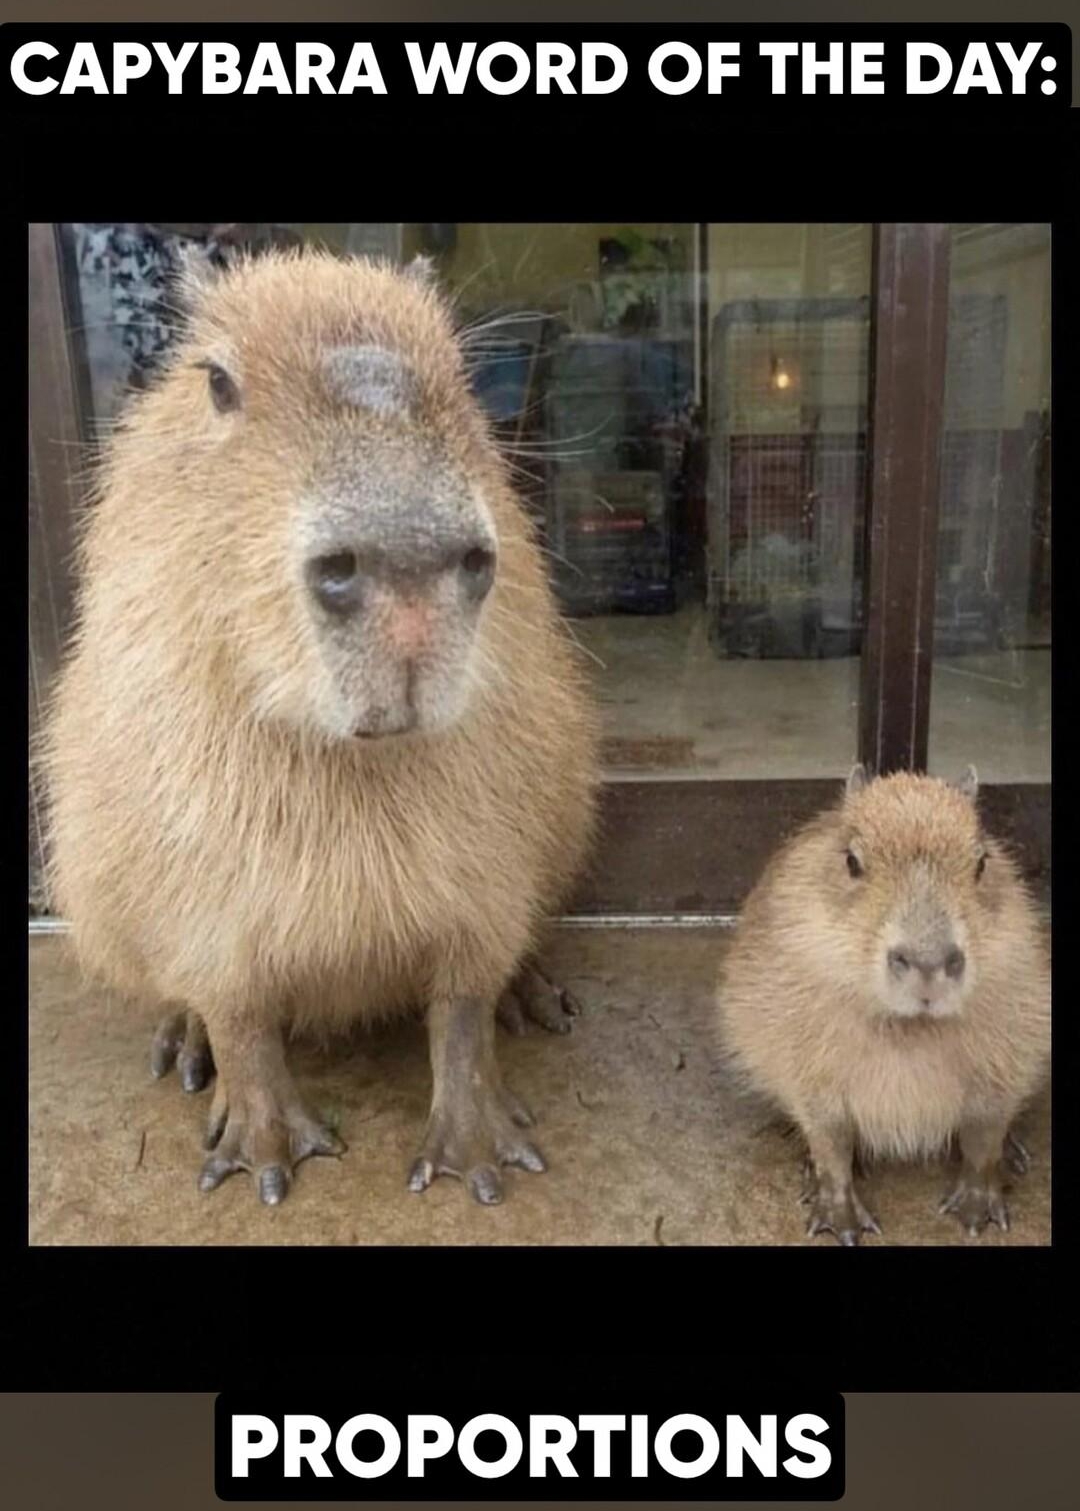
[575,607,1051,782]
[29,930,1050,1247]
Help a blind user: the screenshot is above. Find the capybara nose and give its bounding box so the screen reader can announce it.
[943,946,966,981]
[889,945,965,982]
[307,540,495,618]
[887,947,912,977]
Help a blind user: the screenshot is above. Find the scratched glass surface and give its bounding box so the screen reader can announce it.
[397,222,875,782]
[38,222,1049,786]
[925,224,1051,785]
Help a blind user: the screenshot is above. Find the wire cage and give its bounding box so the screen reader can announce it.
[934,292,1011,653]
[542,334,695,614]
[707,297,870,658]
[707,291,1019,659]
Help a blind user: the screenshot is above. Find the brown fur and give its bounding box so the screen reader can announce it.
[717,769,1049,1214]
[39,249,599,1095]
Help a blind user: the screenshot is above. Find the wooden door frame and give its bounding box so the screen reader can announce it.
[858,222,952,776]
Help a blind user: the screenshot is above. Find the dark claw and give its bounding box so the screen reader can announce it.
[305,1127,346,1159]
[150,1011,214,1092]
[150,1044,178,1079]
[468,1165,503,1205]
[798,1158,815,1204]
[258,1166,290,1206]
[203,1107,227,1151]
[1005,1131,1031,1177]
[198,1155,234,1192]
[504,1091,535,1129]
[508,1142,546,1174]
[179,1051,212,1094]
[150,1014,184,1079]
[407,1157,435,1194]
[560,987,583,1018]
[505,965,580,1034]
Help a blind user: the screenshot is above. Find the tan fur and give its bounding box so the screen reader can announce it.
[717,771,1050,1163]
[38,249,600,1043]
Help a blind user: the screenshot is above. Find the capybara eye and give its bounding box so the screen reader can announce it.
[975,852,987,881]
[205,363,240,415]
[315,551,358,586]
[462,546,496,579]
[458,545,496,603]
[846,850,864,879]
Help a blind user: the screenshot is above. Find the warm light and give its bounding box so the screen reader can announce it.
[769,354,793,392]
[775,370,791,390]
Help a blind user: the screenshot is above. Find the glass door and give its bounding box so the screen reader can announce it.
[28,222,1050,921]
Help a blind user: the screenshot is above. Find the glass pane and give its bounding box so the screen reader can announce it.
[406,222,873,779]
[53,221,873,780]
[927,224,1051,784]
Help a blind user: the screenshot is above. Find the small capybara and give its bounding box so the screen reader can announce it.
[40,248,599,1209]
[717,764,1050,1244]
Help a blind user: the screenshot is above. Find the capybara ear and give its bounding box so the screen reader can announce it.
[846,762,869,798]
[953,765,979,801]
[403,252,438,287]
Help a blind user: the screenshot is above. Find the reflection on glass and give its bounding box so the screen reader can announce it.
[54,221,877,780]
[928,224,1050,784]
[426,223,872,778]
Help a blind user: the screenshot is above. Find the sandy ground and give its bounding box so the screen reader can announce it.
[574,606,1050,783]
[28,928,1050,1247]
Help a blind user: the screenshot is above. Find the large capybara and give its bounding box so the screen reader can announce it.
[40,248,599,1210]
[717,764,1050,1244]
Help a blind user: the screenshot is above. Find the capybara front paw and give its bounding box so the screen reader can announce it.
[803,1181,882,1247]
[407,1086,544,1205]
[939,1178,1009,1236]
[497,961,582,1036]
[198,1087,344,1206]
[150,1010,214,1093]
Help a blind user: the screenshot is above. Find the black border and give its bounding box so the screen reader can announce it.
[6,24,1075,1393]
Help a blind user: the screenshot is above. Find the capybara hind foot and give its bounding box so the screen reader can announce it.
[150,1009,214,1093]
[196,1022,343,1206]
[802,1178,882,1247]
[496,959,582,1036]
[939,1177,1009,1236]
[410,992,545,1204]
[408,1088,544,1205]
[799,1127,881,1246]
[199,1084,344,1206]
[940,1118,1012,1235]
